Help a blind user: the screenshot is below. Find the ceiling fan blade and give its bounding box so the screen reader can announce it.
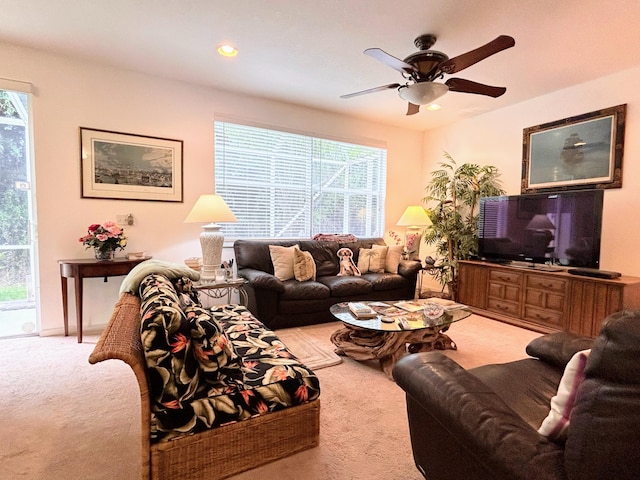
[340,83,401,99]
[439,35,515,74]
[445,78,506,97]
[364,48,417,74]
[406,103,420,116]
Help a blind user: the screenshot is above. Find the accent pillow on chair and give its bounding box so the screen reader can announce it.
[538,348,591,441]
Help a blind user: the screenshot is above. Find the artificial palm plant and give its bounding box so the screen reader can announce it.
[422,152,505,297]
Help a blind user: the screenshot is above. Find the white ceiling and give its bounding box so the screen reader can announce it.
[2,0,640,131]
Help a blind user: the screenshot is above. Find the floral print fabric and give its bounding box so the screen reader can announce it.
[139,274,320,443]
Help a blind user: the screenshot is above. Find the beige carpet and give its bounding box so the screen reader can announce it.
[277,325,342,370]
[0,315,540,480]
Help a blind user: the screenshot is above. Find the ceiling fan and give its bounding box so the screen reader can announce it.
[341,34,515,115]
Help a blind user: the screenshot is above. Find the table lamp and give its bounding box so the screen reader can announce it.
[185,194,237,282]
[396,205,431,260]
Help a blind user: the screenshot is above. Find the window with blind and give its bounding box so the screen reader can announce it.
[214,121,387,239]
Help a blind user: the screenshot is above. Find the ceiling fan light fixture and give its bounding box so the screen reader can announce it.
[426,103,442,111]
[398,82,449,105]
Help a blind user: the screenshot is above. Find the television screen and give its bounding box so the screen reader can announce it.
[478,189,604,268]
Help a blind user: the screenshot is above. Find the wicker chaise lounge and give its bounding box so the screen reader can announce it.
[89,275,321,480]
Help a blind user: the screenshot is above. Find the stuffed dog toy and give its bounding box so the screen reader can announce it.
[337,247,361,276]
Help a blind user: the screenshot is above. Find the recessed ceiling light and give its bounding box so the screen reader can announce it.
[217,44,238,57]
[426,103,442,111]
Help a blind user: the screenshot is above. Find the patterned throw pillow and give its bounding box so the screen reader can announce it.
[139,274,199,409]
[293,246,316,281]
[357,247,386,273]
[185,305,240,376]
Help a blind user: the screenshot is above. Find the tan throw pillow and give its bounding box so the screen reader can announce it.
[269,244,297,281]
[385,245,404,273]
[372,244,389,272]
[293,246,316,282]
[357,247,386,273]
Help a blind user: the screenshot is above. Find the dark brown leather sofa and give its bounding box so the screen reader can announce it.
[393,309,640,480]
[234,237,421,329]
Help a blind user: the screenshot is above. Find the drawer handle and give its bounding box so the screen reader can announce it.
[535,313,551,320]
[497,276,510,281]
[496,303,509,311]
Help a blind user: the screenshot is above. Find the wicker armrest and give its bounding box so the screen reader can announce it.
[89,292,152,480]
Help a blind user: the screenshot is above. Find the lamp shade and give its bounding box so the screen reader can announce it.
[396,206,431,228]
[398,82,449,105]
[526,214,555,230]
[185,194,237,224]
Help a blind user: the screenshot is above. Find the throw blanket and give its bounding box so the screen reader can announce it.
[119,259,200,294]
[312,233,357,244]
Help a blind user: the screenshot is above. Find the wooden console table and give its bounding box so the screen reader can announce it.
[59,257,150,343]
[458,260,640,337]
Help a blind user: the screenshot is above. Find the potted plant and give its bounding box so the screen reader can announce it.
[422,152,505,299]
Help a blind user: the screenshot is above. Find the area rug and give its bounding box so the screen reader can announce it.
[276,325,342,370]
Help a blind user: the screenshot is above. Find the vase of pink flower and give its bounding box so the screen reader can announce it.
[79,221,127,260]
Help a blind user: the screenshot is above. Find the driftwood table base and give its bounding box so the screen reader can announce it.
[330,325,456,379]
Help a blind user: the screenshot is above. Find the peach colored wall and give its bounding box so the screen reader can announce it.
[0,41,423,336]
[422,66,640,276]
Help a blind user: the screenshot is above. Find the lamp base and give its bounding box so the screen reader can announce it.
[199,223,224,281]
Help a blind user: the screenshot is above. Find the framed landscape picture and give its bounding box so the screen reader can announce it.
[521,104,626,193]
[80,127,183,202]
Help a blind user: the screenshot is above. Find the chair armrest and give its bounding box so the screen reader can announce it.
[393,352,566,480]
[237,268,286,293]
[525,332,594,368]
[398,259,421,278]
[88,293,151,477]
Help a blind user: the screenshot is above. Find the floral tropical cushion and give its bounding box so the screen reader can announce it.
[148,301,321,443]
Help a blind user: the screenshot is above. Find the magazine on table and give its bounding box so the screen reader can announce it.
[394,300,425,312]
[423,297,468,310]
[368,303,405,316]
[347,302,378,319]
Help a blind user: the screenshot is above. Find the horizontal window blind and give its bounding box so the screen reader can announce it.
[215,121,386,239]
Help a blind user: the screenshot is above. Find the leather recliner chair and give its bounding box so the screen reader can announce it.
[393,310,640,480]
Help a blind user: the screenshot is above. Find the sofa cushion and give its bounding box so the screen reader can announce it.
[281,279,331,300]
[538,349,591,442]
[362,272,409,292]
[269,244,298,281]
[317,275,373,296]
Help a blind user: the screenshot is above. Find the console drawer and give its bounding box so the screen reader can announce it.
[489,270,522,285]
[526,275,567,293]
[523,306,564,328]
[488,298,520,316]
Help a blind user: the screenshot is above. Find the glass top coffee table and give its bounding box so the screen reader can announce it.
[329,300,472,379]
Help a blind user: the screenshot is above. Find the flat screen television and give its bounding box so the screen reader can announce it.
[478,189,604,268]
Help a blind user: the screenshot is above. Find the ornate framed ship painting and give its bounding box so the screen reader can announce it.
[521,104,626,193]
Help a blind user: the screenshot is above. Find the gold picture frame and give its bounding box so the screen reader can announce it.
[521,104,626,193]
[80,127,183,202]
